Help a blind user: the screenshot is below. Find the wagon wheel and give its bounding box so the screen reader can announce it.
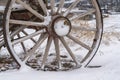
[3,0,103,70]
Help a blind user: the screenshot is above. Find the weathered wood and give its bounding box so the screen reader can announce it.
[0,0,7,6]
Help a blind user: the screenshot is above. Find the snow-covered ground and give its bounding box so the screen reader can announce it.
[0,14,120,80]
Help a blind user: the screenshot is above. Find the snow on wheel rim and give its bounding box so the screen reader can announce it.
[3,0,103,71]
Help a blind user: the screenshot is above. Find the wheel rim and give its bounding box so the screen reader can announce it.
[3,0,103,71]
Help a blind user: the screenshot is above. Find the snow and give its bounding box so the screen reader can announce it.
[0,6,5,13]
[0,14,120,80]
[54,19,70,36]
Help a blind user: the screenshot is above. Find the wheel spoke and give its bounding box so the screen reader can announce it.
[72,24,97,31]
[10,19,46,27]
[63,0,81,16]
[11,26,25,37]
[17,34,27,54]
[38,0,48,15]
[0,26,25,48]
[57,0,65,13]
[54,37,61,69]
[10,13,39,37]
[67,34,92,50]
[41,36,53,69]
[23,34,48,63]
[50,0,55,15]
[22,30,36,43]
[12,30,45,45]
[70,9,96,20]
[59,37,78,65]
[16,0,44,20]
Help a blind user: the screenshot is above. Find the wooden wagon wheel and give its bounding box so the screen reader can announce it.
[3,0,103,71]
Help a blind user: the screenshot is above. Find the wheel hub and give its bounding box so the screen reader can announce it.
[52,16,71,36]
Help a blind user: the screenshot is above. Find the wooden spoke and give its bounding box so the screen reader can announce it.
[0,26,25,48]
[50,0,55,15]
[10,19,45,27]
[67,34,92,50]
[63,0,81,16]
[12,30,44,45]
[54,37,61,69]
[17,34,27,54]
[23,34,48,63]
[38,0,48,15]
[10,13,40,38]
[70,9,96,20]
[41,36,53,69]
[22,30,36,43]
[11,26,25,37]
[57,0,65,13]
[59,37,78,65]
[16,0,44,20]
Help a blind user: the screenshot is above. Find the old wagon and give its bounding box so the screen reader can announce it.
[0,0,103,71]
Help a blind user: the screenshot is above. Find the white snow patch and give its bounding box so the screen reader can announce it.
[0,6,5,13]
[54,20,70,36]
